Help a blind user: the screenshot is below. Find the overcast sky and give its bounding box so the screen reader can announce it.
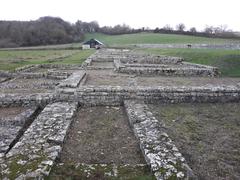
[1,0,240,31]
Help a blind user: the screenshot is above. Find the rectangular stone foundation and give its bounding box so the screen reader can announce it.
[60,106,145,165]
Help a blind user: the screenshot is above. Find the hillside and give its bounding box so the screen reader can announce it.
[84,32,240,46]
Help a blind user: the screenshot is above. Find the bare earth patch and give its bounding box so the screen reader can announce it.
[149,103,240,179]
[85,70,134,86]
[91,62,114,68]
[60,106,145,165]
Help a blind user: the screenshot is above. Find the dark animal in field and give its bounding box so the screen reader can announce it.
[187,44,192,48]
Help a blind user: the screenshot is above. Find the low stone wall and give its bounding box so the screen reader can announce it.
[124,100,195,179]
[37,64,82,69]
[0,70,12,78]
[15,64,82,73]
[0,93,56,107]
[91,56,114,62]
[87,51,115,62]
[182,61,219,69]
[1,84,240,107]
[119,55,183,64]
[1,102,78,179]
[0,77,11,83]
[0,106,39,153]
[125,63,169,68]
[1,67,74,80]
[114,58,219,77]
[15,65,40,73]
[113,59,124,71]
[82,58,92,67]
[57,85,240,106]
[85,66,114,70]
[58,71,86,88]
[14,72,67,80]
[117,66,218,77]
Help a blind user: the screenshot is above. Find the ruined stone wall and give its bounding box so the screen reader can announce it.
[1,102,78,179]
[0,93,56,107]
[0,70,12,78]
[1,78,236,108]
[119,55,183,64]
[117,66,218,77]
[124,100,195,179]
[56,85,240,106]
[114,58,219,77]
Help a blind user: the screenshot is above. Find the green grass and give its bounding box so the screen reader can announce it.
[138,48,240,77]
[0,43,82,50]
[51,49,95,64]
[48,164,155,180]
[0,49,94,71]
[85,32,239,46]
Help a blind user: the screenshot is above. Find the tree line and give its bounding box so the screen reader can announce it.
[0,17,99,48]
[0,17,238,48]
[153,23,238,39]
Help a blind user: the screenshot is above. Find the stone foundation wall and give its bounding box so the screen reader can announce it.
[0,64,83,80]
[82,58,92,67]
[124,100,195,179]
[1,102,78,179]
[0,70,12,78]
[0,106,39,153]
[90,57,114,62]
[14,64,82,73]
[119,55,183,64]
[58,71,86,88]
[56,85,240,106]
[0,93,56,107]
[117,66,218,77]
[113,59,219,77]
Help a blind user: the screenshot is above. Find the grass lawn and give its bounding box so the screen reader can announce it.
[85,32,240,46]
[0,49,94,71]
[139,48,240,77]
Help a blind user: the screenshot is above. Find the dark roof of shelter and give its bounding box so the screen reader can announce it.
[83,38,104,45]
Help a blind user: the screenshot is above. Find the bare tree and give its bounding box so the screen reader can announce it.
[189,27,197,33]
[176,23,186,31]
[214,25,230,34]
[204,26,214,34]
[162,24,173,31]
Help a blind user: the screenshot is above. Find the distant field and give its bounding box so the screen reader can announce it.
[139,48,240,77]
[0,49,94,71]
[1,32,240,76]
[85,33,240,46]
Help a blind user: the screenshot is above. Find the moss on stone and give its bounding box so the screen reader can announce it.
[7,154,46,179]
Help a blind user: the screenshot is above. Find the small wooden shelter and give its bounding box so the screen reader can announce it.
[82,39,104,49]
